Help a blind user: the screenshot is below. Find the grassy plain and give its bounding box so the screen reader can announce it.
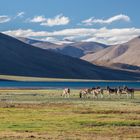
[0,89,139,140]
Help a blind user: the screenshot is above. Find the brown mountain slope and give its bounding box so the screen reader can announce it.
[82,36,140,69]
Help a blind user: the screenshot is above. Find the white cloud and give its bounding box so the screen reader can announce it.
[0,15,11,23]
[82,17,94,26]
[41,14,70,26]
[16,12,25,18]
[3,29,53,37]
[30,16,46,23]
[29,14,70,26]
[40,37,73,45]
[0,12,25,23]
[3,27,140,45]
[3,28,96,37]
[82,14,130,25]
[82,28,140,44]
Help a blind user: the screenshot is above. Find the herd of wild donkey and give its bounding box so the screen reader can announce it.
[62,86,135,99]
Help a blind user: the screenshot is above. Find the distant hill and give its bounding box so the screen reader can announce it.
[1,33,140,80]
[17,37,59,49]
[17,37,108,58]
[70,41,108,54]
[82,36,140,71]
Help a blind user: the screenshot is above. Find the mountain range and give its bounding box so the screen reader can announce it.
[17,37,108,58]
[0,32,140,80]
[18,36,140,72]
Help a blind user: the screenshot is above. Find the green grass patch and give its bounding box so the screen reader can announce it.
[0,89,139,139]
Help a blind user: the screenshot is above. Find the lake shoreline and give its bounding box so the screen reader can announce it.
[0,87,140,91]
[0,74,140,82]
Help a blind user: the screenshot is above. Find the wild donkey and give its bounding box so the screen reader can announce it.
[117,86,134,99]
[106,86,118,98]
[91,87,104,99]
[79,88,91,98]
[79,87,104,99]
[62,88,70,98]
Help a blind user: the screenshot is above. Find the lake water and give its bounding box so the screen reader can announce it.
[0,81,139,89]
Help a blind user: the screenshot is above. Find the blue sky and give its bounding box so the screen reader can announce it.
[1,0,140,45]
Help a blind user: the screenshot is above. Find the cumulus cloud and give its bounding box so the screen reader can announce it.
[3,27,140,45]
[41,14,70,26]
[82,14,130,25]
[29,14,70,27]
[0,15,11,23]
[30,16,46,23]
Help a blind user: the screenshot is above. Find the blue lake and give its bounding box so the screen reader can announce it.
[0,81,139,89]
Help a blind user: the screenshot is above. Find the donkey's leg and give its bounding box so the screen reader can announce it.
[132,92,134,99]
[101,93,104,99]
[62,92,64,98]
[126,93,129,99]
[109,93,111,99]
[129,92,133,99]
[79,92,82,98]
[64,93,66,98]
[95,93,98,99]
[119,93,121,99]
[92,93,95,99]
[68,93,70,98]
